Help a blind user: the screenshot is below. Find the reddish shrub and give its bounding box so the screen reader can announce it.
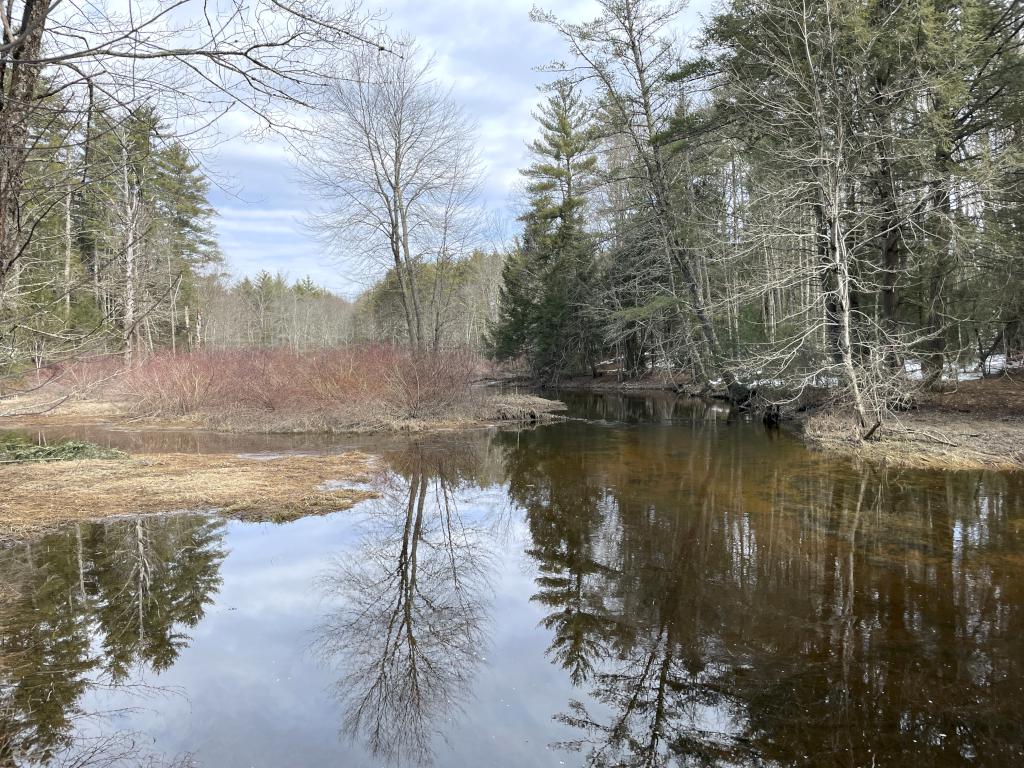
[106,345,481,425]
[41,354,124,391]
[382,348,478,417]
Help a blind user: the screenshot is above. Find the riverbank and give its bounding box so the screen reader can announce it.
[529,370,1024,472]
[801,411,1024,471]
[0,451,380,543]
[3,372,1020,546]
[799,374,1024,472]
[0,389,566,542]
[535,370,690,394]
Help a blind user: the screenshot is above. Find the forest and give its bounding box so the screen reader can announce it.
[1,0,1022,441]
[2,2,1024,766]
[491,0,1024,435]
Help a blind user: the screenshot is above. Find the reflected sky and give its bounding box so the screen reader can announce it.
[2,394,1023,767]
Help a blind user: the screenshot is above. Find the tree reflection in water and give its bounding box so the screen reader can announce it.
[2,400,1022,768]
[0,515,225,767]
[498,412,1024,768]
[315,439,500,766]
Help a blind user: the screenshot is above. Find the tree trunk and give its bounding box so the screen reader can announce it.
[390,229,418,348]
[64,171,73,318]
[398,202,424,350]
[121,141,138,367]
[0,0,52,299]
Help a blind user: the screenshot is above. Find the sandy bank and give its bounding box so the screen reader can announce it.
[799,375,1024,472]
[801,411,1024,472]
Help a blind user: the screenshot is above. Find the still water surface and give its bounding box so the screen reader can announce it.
[2,392,1023,766]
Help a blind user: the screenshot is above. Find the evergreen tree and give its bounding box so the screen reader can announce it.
[489,81,603,381]
[0,101,222,374]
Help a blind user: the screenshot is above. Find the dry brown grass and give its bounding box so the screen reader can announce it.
[801,373,1024,472]
[0,392,127,422]
[0,390,566,434]
[0,451,379,541]
[488,393,565,421]
[803,410,1024,472]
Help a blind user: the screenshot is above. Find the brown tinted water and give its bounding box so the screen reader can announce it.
[1,392,1023,767]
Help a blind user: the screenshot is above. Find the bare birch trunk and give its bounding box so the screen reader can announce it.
[64,173,74,318]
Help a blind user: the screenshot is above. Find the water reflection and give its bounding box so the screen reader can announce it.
[545,389,737,425]
[0,516,225,766]
[498,416,1024,767]
[0,393,1023,767]
[314,440,501,766]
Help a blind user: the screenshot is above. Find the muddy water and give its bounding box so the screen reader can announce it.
[2,392,1023,767]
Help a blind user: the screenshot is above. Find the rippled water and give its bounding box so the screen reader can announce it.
[2,392,1023,767]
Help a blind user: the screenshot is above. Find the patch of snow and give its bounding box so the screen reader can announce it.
[902,357,1001,383]
[318,479,376,493]
[983,353,1007,375]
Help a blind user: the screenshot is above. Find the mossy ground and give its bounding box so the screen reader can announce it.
[0,432,126,463]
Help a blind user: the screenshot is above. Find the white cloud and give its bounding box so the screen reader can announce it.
[217,206,306,222]
[205,0,714,297]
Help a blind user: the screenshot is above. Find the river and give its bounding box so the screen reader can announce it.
[1,391,1022,766]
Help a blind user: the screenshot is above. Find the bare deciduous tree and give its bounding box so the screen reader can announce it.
[298,37,482,350]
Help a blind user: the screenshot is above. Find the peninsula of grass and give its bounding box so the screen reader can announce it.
[0,451,379,542]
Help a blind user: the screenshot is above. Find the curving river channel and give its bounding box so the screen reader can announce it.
[1,391,1023,767]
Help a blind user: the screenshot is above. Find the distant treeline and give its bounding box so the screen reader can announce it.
[198,250,502,353]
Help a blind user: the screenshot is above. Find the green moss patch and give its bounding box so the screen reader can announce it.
[0,433,127,464]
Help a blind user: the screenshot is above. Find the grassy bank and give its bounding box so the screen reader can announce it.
[799,374,1024,472]
[0,451,380,542]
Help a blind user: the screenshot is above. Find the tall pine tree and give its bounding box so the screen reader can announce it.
[489,80,602,381]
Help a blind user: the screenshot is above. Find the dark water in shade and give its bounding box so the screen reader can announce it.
[2,392,1024,767]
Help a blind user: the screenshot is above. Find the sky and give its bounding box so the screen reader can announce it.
[206,0,714,298]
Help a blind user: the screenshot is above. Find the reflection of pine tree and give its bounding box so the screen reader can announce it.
[501,429,622,685]
[556,584,753,768]
[535,433,1024,768]
[0,515,226,762]
[531,534,616,686]
[90,515,225,681]
[0,530,96,763]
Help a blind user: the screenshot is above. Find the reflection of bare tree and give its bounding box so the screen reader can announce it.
[315,443,494,766]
